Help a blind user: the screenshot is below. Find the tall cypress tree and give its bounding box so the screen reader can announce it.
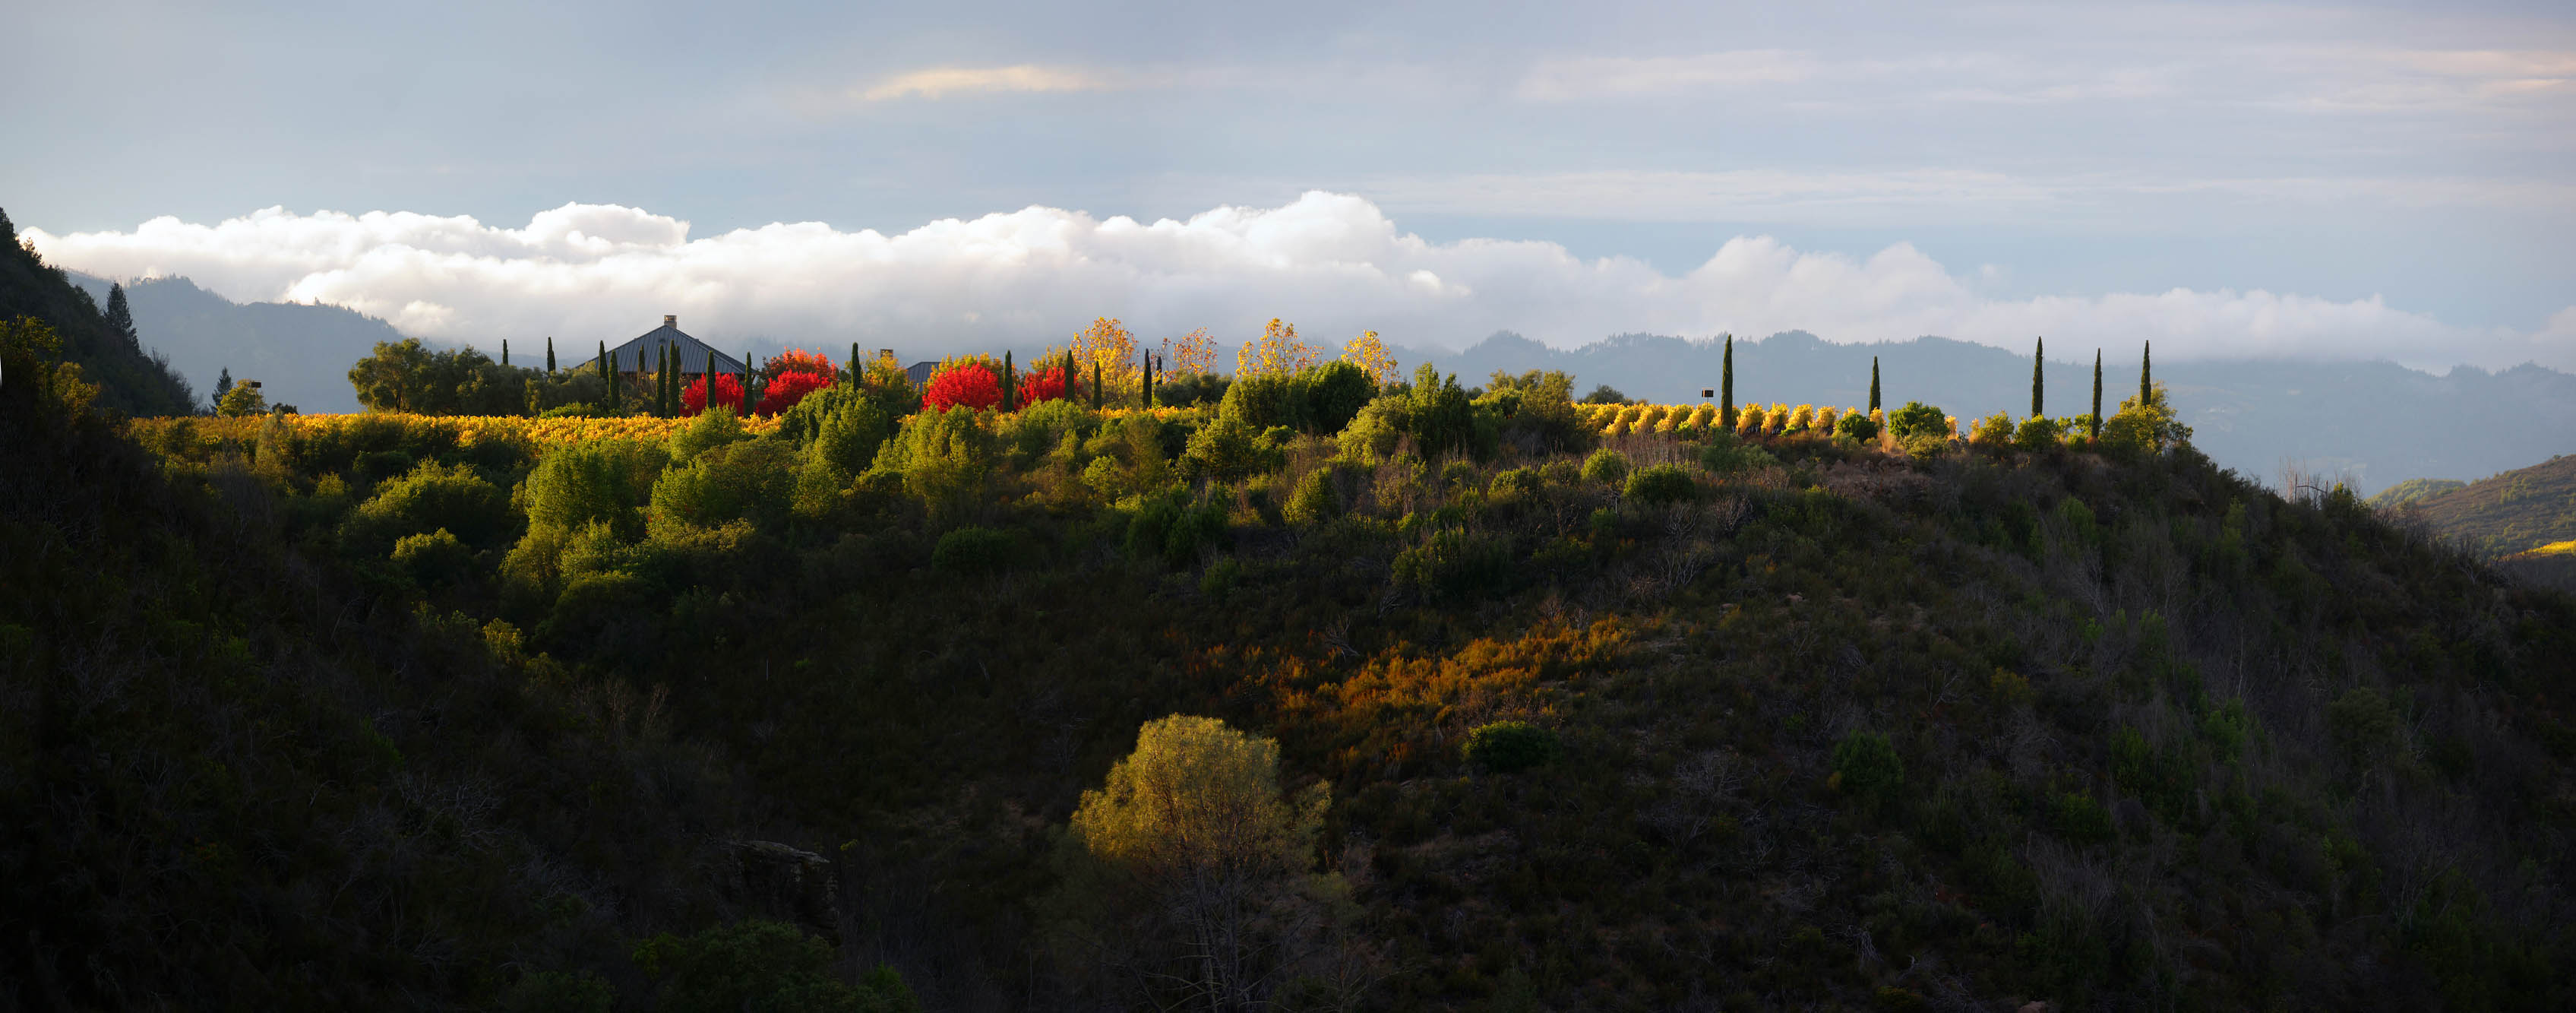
[849,342,860,385]
[1720,334,1735,429]
[663,345,677,416]
[2090,349,2103,438]
[546,337,556,373]
[1092,362,1103,410]
[503,338,511,368]
[1066,349,1077,404]
[1002,350,1016,411]
[1143,348,1154,408]
[2030,337,2043,418]
[599,340,618,411]
[104,283,139,350]
[2140,341,2152,407]
[743,352,757,414]
[1868,356,1881,415]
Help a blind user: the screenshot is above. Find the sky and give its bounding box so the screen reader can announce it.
[7,0,2574,370]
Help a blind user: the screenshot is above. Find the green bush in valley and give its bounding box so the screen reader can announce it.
[1885,401,1948,442]
[1404,364,1477,460]
[1489,467,1545,499]
[1301,359,1377,435]
[346,460,514,549]
[2102,384,2193,454]
[933,526,1019,573]
[1464,721,1561,773]
[1335,394,1411,467]
[1697,432,1776,474]
[1581,448,1631,487]
[632,919,918,1013]
[1179,414,1282,484]
[1623,464,1696,505]
[2014,416,2066,451]
[2053,791,2116,844]
[523,438,660,540]
[872,405,997,514]
[1968,412,2015,448]
[1832,730,1904,797]
[668,405,750,461]
[1393,528,1512,601]
[1129,490,1228,565]
[1834,410,1879,442]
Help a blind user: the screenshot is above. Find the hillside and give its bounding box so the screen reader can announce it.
[1397,330,2576,497]
[2395,454,2576,556]
[0,207,194,416]
[9,343,2575,1009]
[68,272,406,414]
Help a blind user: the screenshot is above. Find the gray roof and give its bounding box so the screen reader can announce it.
[576,321,748,375]
[906,361,937,387]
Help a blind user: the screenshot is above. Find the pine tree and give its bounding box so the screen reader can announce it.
[213,367,232,411]
[1066,349,1078,404]
[1868,356,1881,414]
[1002,350,1016,411]
[546,337,556,373]
[1143,348,1154,408]
[2031,337,2043,418]
[2140,341,2152,407]
[1720,334,1735,429]
[1092,362,1103,410]
[849,342,861,385]
[503,338,510,368]
[2091,349,2103,439]
[104,283,138,350]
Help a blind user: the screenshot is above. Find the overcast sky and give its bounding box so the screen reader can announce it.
[8,1,2573,369]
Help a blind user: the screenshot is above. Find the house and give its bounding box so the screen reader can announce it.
[577,315,747,377]
[906,361,937,388]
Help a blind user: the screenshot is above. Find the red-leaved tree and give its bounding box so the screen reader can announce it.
[684,373,744,415]
[1016,363,1070,406]
[766,348,837,380]
[759,369,834,416]
[924,361,1002,411]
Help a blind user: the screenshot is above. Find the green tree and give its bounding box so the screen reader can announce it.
[2101,383,2192,455]
[213,366,235,410]
[1002,350,1016,411]
[2031,336,2043,418]
[103,283,137,350]
[872,405,996,515]
[2090,348,2102,440]
[1721,333,1736,429]
[216,380,267,416]
[2139,340,2151,407]
[1832,730,1904,798]
[1868,355,1881,414]
[546,336,556,373]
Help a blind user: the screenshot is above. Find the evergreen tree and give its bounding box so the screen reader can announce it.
[1066,349,1078,404]
[743,352,757,413]
[2091,349,2103,439]
[1002,350,1016,411]
[546,337,556,373]
[1720,334,1735,429]
[1143,348,1155,408]
[1869,356,1881,414]
[850,342,861,384]
[602,341,619,412]
[1092,362,1103,410]
[659,345,672,416]
[2140,341,2152,407]
[104,283,138,350]
[213,367,233,411]
[2031,337,2043,418]
[502,338,510,368]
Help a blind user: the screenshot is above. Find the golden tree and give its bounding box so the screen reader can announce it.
[1164,328,1220,376]
[1073,317,1140,395]
[1237,318,1319,378]
[1341,330,1399,386]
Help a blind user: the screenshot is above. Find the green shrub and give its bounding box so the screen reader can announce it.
[1283,468,1343,526]
[1885,401,1948,442]
[1128,491,1228,565]
[932,526,1019,573]
[2013,416,2065,451]
[1179,414,1282,484]
[1581,448,1631,486]
[523,439,660,540]
[1832,730,1904,797]
[346,460,513,549]
[1302,359,1377,434]
[1335,395,1411,467]
[1489,467,1545,499]
[1835,411,1879,442]
[1464,721,1560,773]
[1393,528,1512,601]
[871,406,996,514]
[1199,556,1243,597]
[501,970,614,1013]
[1623,464,1696,504]
[648,440,795,537]
[667,406,748,461]
[1968,411,2015,448]
[2053,791,2116,844]
[390,528,473,586]
[1697,433,1776,475]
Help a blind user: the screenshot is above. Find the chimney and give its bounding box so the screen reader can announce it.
[664,314,678,329]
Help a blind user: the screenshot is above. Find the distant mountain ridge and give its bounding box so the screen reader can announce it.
[2386,453,2576,557]
[0,208,194,416]
[68,272,405,413]
[1389,330,2576,497]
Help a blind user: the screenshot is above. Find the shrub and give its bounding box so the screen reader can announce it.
[1832,731,1904,797]
[872,405,996,514]
[2101,385,2192,454]
[1392,528,1512,600]
[523,439,661,540]
[1128,491,1228,565]
[1283,467,1343,526]
[1301,359,1376,434]
[347,461,513,549]
[649,440,795,536]
[1623,464,1696,504]
[667,406,748,461]
[681,373,744,416]
[1405,365,1476,459]
[1835,410,1879,442]
[1581,448,1631,486]
[2014,416,2066,451]
[2053,791,2116,844]
[1463,721,1560,773]
[390,528,473,586]
[1179,415,1282,484]
[1489,467,1544,499]
[1218,372,1302,432]
[1335,394,1410,467]
[1969,412,2015,448]
[932,526,1019,573]
[1698,432,1776,474]
[1885,401,1948,442]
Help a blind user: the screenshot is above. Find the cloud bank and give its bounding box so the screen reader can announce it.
[26,193,2570,370]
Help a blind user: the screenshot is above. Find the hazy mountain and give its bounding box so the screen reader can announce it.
[68,272,404,413]
[2390,452,2576,556]
[1393,330,2576,496]
[0,209,194,416]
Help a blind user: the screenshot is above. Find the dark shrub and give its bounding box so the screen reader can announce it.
[1464,721,1560,773]
[1835,411,1879,442]
[932,526,1018,573]
[1623,464,1696,504]
[1581,448,1630,486]
[1832,730,1904,796]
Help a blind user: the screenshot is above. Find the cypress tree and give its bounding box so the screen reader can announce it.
[600,341,618,411]
[2030,337,2043,418]
[503,338,510,368]
[1868,356,1881,414]
[664,345,678,416]
[1066,349,1077,404]
[2091,349,2103,438]
[743,352,757,414]
[1143,349,1154,408]
[2140,341,2152,407]
[546,337,556,373]
[1002,350,1016,411]
[1092,362,1103,410]
[104,283,138,350]
[1720,334,1735,429]
[849,342,860,385]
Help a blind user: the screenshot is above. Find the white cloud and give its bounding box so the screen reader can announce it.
[856,64,1117,101]
[25,194,2573,371]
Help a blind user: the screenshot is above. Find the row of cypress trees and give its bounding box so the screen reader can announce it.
[1711,333,2151,442]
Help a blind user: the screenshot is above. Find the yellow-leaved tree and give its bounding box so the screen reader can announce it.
[1165,327,1221,376]
[1237,318,1319,378]
[1073,317,1140,396]
[1341,330,1399,386]
[1053,714,1372,1008]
